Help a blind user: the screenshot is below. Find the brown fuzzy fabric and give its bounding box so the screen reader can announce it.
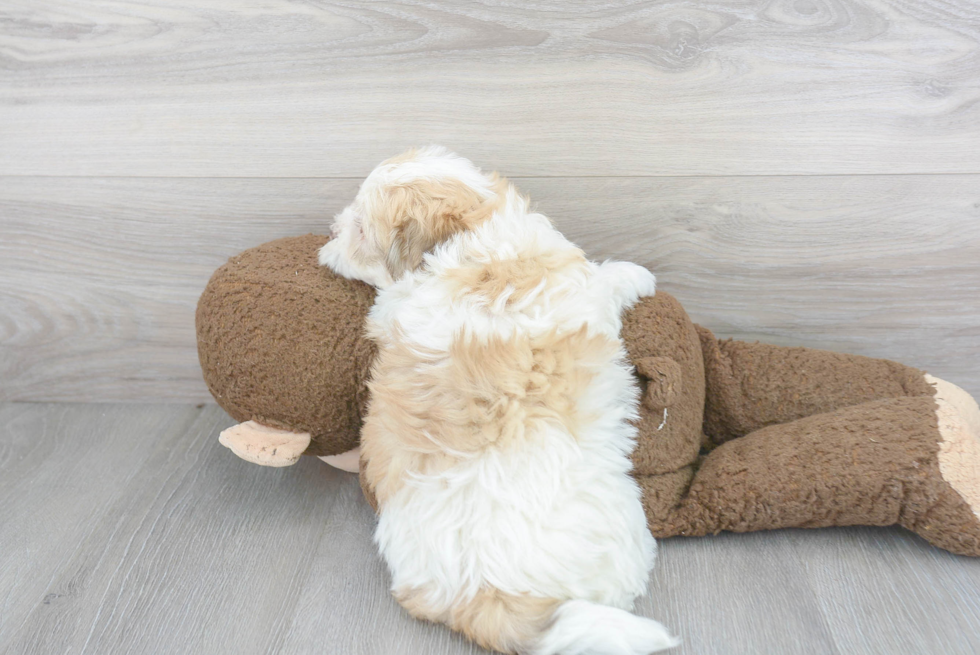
[196,235,376,457]
[196,235,980,556]
[698,328,934,445]
[639,395,980,556]
[622,293,705,477]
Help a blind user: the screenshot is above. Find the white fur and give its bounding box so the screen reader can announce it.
[535,601,679,655]
[322,148,674,654]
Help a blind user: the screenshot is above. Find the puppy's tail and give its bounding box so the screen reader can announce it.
[532,600,679,655]
[448,590,678,655]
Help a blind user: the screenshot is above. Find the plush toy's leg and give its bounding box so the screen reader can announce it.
[696,326,937,445]
[638,390,980,556]
[218,421,311,467]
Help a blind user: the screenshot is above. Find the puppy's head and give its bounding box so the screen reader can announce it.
[319,146,505,288]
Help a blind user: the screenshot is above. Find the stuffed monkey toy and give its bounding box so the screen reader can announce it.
[197,234,980,557]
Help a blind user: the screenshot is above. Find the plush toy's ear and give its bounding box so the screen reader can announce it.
[381,178,502,279]
[218,421,311,467]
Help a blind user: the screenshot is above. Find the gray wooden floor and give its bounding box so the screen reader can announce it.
[2,402,979,655]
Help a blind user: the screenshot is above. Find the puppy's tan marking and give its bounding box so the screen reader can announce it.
[396,585,560,655]
[361,326,620,506]
[381,148,426,167]
[449,249,588,307]
[368,175,508,279]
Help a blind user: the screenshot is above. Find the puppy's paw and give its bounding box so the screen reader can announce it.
[318,239,341,269]
[319,236,393,288]
[596,260,656,311]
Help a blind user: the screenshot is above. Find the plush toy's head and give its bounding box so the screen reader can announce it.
[196,234,376,457]
[196,234,706,464]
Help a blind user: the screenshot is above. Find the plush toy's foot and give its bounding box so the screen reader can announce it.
[928,376,980,517]
[317,447,361,473]
[218,421,311,467]
[915,375,980,554]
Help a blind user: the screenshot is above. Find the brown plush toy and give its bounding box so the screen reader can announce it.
[197,234,980,557]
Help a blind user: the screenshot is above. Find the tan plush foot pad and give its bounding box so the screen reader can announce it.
[218,421,311,467]
[928,375,980,520]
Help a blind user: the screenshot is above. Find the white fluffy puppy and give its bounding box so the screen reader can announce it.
[320,147,676,655]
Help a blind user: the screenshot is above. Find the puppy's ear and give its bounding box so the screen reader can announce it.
[382,177,501,279]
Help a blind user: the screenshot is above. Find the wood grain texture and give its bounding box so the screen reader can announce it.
[789,527,980,654]
[1,0,979,177]
[1,402,979,655]
[526,175,980,394]
[0,402,483,655]
[3,3,978,653]
[2,175,977,402]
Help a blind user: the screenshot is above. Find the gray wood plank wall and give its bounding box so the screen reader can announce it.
[2,1,979,402]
